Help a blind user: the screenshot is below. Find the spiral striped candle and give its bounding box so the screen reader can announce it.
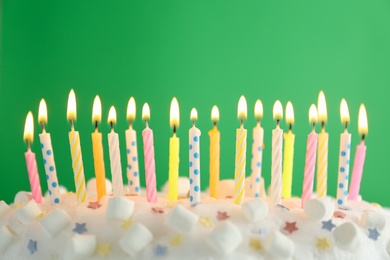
[271,126,283,204]
[349,141,366,200]
[250,122,264,198]
[234,126,247,205]
[316,129,328,198]
[25,149,43,203]
[302,130,318,207]
[142,124,157,203]
[68,130,87,202]
[125,126,140,195]
[108,130,123,196]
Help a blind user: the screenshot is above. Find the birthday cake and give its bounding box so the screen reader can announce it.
[0,178,390,260]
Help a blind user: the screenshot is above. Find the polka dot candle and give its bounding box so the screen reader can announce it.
[126,97,140,195]
[189,108,201,206]
[38,99,60,205]
[250,100,264,198]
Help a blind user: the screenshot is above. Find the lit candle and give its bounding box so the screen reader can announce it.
[23,112,43,204]
[234,95,247,205]
[337,99,352,206]
[189,108,201,206]
[271,100,283,205]
[91,95,106,200]
[250,100,264,198]
[107,106,124,196]
[282,101,295,199]
[316,91,329,198]
[125,97,140,195]
[302,105,318,207]
[348,104,368,201]
[142,103,157,203]
[209,106,220,199]
[168,97,180,201]
[38,99,61,204]
[67,89,87,202]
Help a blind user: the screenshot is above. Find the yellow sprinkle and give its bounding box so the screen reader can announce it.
[371,203,382,209]
[12,203,23,209]
[170,235,184,247]
[316,237,331,250]
[96,243,111,256]
[121,219,135,229]
[199,216,213,227]
[35,211,47,221]
[249,238,263,251]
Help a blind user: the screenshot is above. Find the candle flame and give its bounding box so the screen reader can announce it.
[108,106,117,125]
[237,95,247,120]
[127,97,136,121]
[38,99,48,124]
[318,91,327,122]
[142,103,150,121]
[92,95,102,123]
[340,98,350,124]
[67,89,77,121]
[254,100,263,120]
[24,111,34,143]
[190,108,198,121]
[309,104,318,124]
[170,97,180,128]
[211,105,219,122]
[286,101,294,125]
[358,104,368,135]
[273,100,283,120]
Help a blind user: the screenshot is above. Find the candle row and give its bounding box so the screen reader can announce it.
[22,90,368,208]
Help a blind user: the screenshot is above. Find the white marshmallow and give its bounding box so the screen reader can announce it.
[304,198,334,220]
[0,201,11,219]
[206,221,242,255]
[86,178,113,197]
[162,177,190,197]
[165,205,199,234]
[106,196,135,221]
[119,223,153,256]
[14,200,42,224]
[333,222,360,250]
[0,226,15,254]
[40,209,71,238]
[241,199,268,222]
[360,210,387,231]
[63,234,97,260]
[386,240,390,256]
[264,230,295,259]
[13,192,32,205]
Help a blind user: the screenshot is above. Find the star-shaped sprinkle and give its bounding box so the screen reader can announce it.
[87,201,101,209]
[125,193,139,196]
[152,207,165,214]
[277,204,290,211]
[199,216,213,227]
[217,211,230,221]
[35,211,47,221]
[96,243,111,256]
[249,238,263,251]
[121,219,135,229]
[154,244,167,256]
[283,222,298,234]
[316,237,331,250]
[225,195,233,199]
[333,211,346,219]
[27,239,37,254]
[368,228,381,241]
[73,223,87,234]
[170,235,184,247]
[321,220,336,231]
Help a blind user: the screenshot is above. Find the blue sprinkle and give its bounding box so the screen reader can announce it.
[48,190,52,195]
[130,180,133,185]
[134,171,138,177]
[190,196,193,202]
[41,143,44,148]
[131,141,136,146]
[189,161,193,167]
[255,193,260,198]
[46,174,49,180]
[135,186,140,192]
[194,136,199,142]
[46,150,52,156]
[132,156,137,162]
[127,149,131,154]
[194,169,199,175]
[337,199,343,205]
[49,166,54,172]
[344,190,348,196]
[54,198,60,203]
[194,186,200,192]
[194,153,199,159]
[339,183,344,188]
[190,178,193,184]
[341,151,346,156]
[127,165,132,170]
[257,162,262,167]
[256,177,260,183]
[258,146,262,152]
[189,144,192,150]
[52,182,57,188]
[43,159,46,164]
[340,167,345,173]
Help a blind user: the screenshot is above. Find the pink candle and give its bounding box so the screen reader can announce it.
[24,112,43,204]
[302,105,318,207]
[349,104,368,201]
[142,103,157,203]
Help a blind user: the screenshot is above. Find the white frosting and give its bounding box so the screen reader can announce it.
[0,192,389,259]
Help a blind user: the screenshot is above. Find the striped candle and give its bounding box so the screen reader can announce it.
[271,100,283,205]
[107,106,124,196]
[316,91,328,198]
[189,108,201,206]
[250,100,264,198]
[234,96,247,205]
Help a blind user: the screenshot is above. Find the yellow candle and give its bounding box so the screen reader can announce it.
[91,95,106,201]
[209,106,220,198]
[282,101,295,198]
[168,97,180,200]
[316,91,328,197]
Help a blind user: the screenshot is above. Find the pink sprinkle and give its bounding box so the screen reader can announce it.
[152,207,164,214]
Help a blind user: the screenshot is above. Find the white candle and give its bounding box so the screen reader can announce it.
[189,108,201,206]
[250,100,264,198]
[271,100,283,205]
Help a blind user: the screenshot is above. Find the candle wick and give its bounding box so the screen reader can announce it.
[312,122,316,130]
[70,119,74,131]
[321,121,325,129]
[129,120,133,128]
[95,121,98,130]
[173,125,177,134]
[344,122,348,130]
[26,140,31,150]
[289,124,292,131]
[240,119,244,127]
[192,121,195,127]
[145,120,149,128]
[110,121,114,131]
[276,119,280,127]
[213,121,217,127]
[41,122,45,131]
[362,134,365,141]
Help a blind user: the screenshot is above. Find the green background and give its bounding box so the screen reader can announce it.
[1,1,389,206]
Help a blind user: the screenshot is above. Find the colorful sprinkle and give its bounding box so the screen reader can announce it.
[283,221,298,234]
[73,223,87,234]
